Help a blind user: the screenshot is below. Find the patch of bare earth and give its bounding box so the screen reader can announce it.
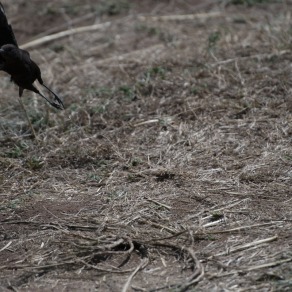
[0,0,292,291]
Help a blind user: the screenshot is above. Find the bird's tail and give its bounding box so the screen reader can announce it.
[0,3,5,14]
[0,2,18,47]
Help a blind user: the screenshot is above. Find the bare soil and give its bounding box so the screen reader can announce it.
[0,0,292,291]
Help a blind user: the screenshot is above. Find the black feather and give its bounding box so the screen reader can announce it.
[0,2,18,47]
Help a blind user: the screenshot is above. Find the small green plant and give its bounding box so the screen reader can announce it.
[149,66,166,77]
[119,85,135,100]
[207,31,221,51]
[283,154,292,161]
[87,173,102,182]
[25,157,44,170]
[143,66,167,82]
[8,199,21,209]
[29,111,50,128]
[127,174,141,182]
[51,44,65,53]
[88,86,113,98]
[5,145,23,158]
[4,142,28,158]
[190,83,209,96]
[40,6,58,16]
[62,4,80,16]
[135,24,160,36]
[92,104,108,114]
[210,213,224,221]
[96,0,130,16]
[131,158,142,167]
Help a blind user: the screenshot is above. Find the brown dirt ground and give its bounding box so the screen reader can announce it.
[0,0,292,291]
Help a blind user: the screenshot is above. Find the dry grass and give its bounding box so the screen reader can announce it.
[0,0,292,291]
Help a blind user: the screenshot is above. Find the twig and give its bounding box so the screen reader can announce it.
[137,11,222,22]
[149,244,204,292]
[202,219,225,228]
[143,229,188,242]
[246,258,292,271]
[139,219,177,234]
[0,260,76,271]
[209,50,290,67]
[34,12,96,38]
[95,44,165,65]
[0,133,32,142]
[0,241,12,252]
[124,237,135,254]
[213,235,278,257]
[209,258,292,279]
[122,258,149,292]
[69,238,125,253]
[187,199,248,221]
[20,22,111,49]
[79,259,134,274]
[210,199,249,213]
[134,119,160,127]
[205,222,281,234]
[131,285,147,291]
[99,238,125,250]
[7,281,19,292]
[146,198,172,210]
[178,247,204,292]
[144,221,282,242]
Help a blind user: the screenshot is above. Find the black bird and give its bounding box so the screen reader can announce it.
[0,3,64,110]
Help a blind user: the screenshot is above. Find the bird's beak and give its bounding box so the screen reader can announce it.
[0,49,4,54]
[41,83,64,110]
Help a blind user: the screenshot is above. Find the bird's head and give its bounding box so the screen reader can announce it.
[0,44,19,60]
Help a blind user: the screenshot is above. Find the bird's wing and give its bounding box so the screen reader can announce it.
[0,3,18,47]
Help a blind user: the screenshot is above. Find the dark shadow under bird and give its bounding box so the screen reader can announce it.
[0,3,64,109]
